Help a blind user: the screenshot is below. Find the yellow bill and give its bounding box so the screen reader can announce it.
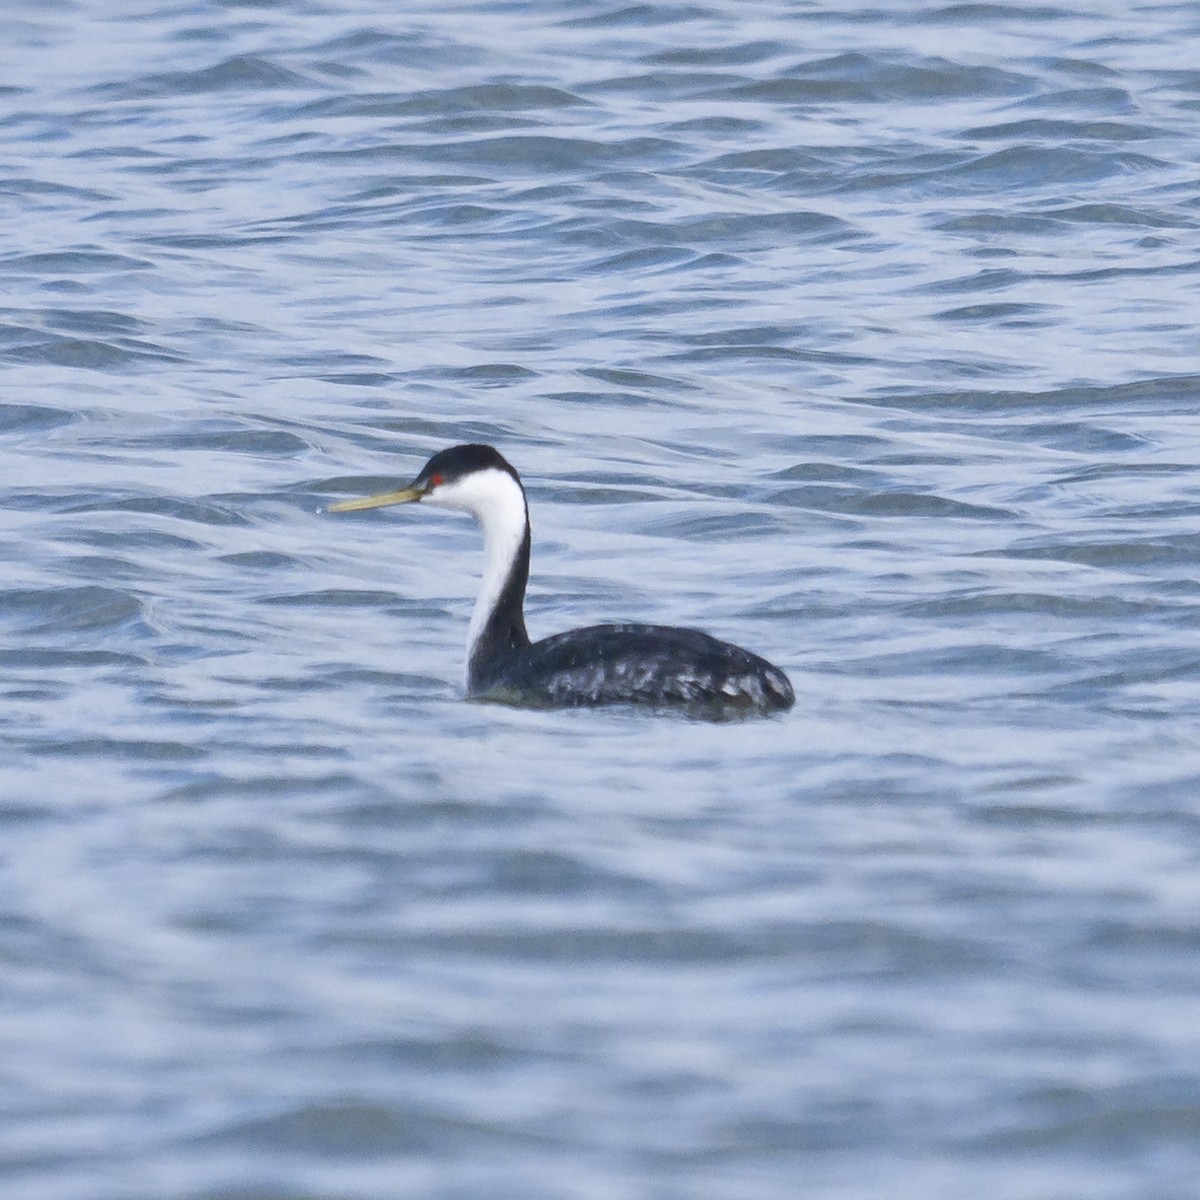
[327,486,424,513]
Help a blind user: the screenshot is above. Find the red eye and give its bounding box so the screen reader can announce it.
[430,473,444,487]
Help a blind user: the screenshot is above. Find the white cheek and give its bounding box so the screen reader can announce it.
[422,483,467,512]
[425,470,511,513]
[424,469,525,525]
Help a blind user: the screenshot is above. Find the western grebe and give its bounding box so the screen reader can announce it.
[329,444,794,714]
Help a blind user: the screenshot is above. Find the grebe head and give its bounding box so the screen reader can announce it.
[328,443,524,518]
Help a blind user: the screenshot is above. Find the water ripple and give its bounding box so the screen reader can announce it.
[4,3,1200,1199]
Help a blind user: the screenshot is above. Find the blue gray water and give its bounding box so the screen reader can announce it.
[3,2,1200,1197]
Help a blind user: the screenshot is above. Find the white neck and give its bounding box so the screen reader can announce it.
[423,466,529,671]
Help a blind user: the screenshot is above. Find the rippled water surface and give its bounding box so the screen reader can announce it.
[4,2,1200,1197]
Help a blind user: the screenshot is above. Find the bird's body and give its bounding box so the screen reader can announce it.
[475,622,793,711]
[329,444,794,715]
